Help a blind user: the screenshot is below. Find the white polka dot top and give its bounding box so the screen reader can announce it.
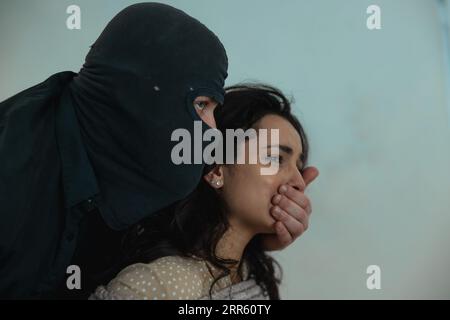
[90,255,269,300]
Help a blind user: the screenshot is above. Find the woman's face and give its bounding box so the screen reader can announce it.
[211,114,306,235]
[193,96,218,128]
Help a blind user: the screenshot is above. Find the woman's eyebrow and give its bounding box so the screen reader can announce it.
[266,144,292,155]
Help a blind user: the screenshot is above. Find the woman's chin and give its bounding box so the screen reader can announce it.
[256,215,278,234]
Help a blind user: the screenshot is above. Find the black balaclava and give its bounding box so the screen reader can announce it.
[69,3,228,230]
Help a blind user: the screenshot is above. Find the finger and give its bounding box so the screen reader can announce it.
[271,205,307,237]
[279,185,312,215]
[275,195,309,222]
[274,221,293,247]
[272,192,301,213]
[271,195,308,220]
[302,166,319,187]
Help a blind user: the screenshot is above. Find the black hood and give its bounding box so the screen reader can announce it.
[69,2,228,229]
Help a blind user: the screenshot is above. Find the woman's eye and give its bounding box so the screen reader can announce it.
[267,155,282,164]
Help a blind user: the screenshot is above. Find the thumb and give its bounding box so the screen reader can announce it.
[302,166,319,187]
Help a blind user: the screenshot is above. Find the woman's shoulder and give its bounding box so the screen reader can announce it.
[132,255,210,282]
[91,256,210,300]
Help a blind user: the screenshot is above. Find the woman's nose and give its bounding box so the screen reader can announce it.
[289,166,306,192]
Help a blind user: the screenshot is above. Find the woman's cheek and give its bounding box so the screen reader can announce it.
[261,174,281,197]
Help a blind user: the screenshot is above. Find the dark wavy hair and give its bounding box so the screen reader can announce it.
[120,83,309,299]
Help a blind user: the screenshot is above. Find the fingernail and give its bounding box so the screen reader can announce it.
[280,185,287,194]
[273,195,282,204]
[273,206,281,217]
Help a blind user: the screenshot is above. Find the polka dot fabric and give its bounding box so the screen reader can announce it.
[91,256,250,300]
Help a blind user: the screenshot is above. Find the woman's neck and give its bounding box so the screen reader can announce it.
[215,220,255,277]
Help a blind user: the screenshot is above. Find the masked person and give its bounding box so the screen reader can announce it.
[0,3,319,300]
[0,3,227,299]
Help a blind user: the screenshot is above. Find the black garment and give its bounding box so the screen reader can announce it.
[52,207,126,300]
[0,3,227,299]
[71,2,228,230]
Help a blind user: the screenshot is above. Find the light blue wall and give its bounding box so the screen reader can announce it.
[1,0,449,299]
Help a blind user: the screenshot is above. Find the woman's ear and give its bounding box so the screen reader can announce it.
[203,165,224,188]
